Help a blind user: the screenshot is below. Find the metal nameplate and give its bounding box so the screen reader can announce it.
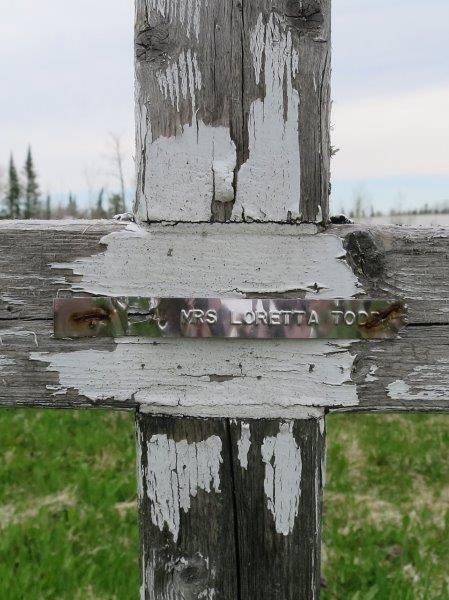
[54,298,407,340]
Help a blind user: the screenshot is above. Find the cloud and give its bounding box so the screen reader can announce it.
[332,85,449,179]
[0,0,448,211]
[333,0,449,100]
[0,0,134,197]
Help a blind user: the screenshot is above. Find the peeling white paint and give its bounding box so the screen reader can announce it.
[157,50,202,110]
[138,48,237,222]
[0,295,25,306]
[30,337,358,417]
[139,120,236,221]
[49,224,361,301]
[319,416,326,488]
[387,380,410,398]
[42,225,363,418]
[365,365,379,382]
[318,417,325,436]
[261,422,302,535]
[387,359,449,401]
[237,422,251,469]
[233,13,301,222]
[0,355,15,377]
[212,158,235,204]
[149,0,208,41]
[136,426,144,502]
[144,434,222,541]
[0,328,38,348]
[0,356,15,367]
[198,589,216,599]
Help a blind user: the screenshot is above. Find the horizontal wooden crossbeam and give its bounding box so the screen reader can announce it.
[1,219,448,415]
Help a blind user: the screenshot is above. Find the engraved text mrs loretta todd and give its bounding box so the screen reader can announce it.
[181,308,380,327]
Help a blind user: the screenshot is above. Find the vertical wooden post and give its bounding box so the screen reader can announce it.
[135,0,331,598]
[137,416,325,599]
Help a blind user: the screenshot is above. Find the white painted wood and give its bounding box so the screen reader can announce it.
[143,433,222,542]
[30,337,357,418]
[135,0,331,223]
[236,422,251,470]
[232,13,301,222]
[261,421,302,536]
[50,223,360,300]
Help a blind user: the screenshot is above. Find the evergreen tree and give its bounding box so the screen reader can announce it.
[109,193,124,217]
[93,188,107,219]
[24,147,41,218]
[67,192,78,217]
[45,194,52,220]
[5,155,21,219]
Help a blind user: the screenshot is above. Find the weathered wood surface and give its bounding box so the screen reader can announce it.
[137,414,324,599]
[2,220,449,323]
[0,220,124,321]
[137,415,239,599]
[2,220,449,413]
[135,0,331,223]
[2,318,449,413]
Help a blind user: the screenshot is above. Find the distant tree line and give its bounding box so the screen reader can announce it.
[340,194,449,220]
[389,202,449,217]
[0,147,127,220]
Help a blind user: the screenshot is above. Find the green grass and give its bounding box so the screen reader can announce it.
[0,410,448,598]
[0,410,138,599]
[322,414,449,600]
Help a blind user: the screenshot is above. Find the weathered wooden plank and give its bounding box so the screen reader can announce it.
[135,0,331,223]
[3,221,449,413]
[2,319,449,413]
[229,418,325,600]
[340,225,449,323]
[0,220,124,321]
[0,320,126,410]
[350,324,449,413]
[3,221,449,324]
[136,414,239,599]
[137,414,324,600]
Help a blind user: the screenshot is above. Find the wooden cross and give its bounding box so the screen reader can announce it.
[1,2,447,598]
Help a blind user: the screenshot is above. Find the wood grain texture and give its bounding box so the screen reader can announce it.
[137,414,239,600]
[2,221,449,324]
[0,220,124,321]
[2,221,449,414]
[2,320,449,413]
[229,418,325,600]
[137,414,324,600]
[135,0,331,223]
[337,225,449,323]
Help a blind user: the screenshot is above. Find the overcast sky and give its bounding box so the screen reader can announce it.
[1,0,448,214]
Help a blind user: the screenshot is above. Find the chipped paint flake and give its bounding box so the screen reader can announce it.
[0,295,25,306]
[261,422,302,535]
[0,328,38,348]
[49,225,361,300]
[139,48,236,221]
[148,0,208,41]
[387,359,449,402]
[233,13,301,221]
[237,422,251,469]
[365,365,379,382]
[156,49,202,110]
[0,355,15,377]
[30,337,358,418]
[144,434,222,541]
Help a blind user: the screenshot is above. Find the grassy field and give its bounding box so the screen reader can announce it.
[0,410,448,599]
